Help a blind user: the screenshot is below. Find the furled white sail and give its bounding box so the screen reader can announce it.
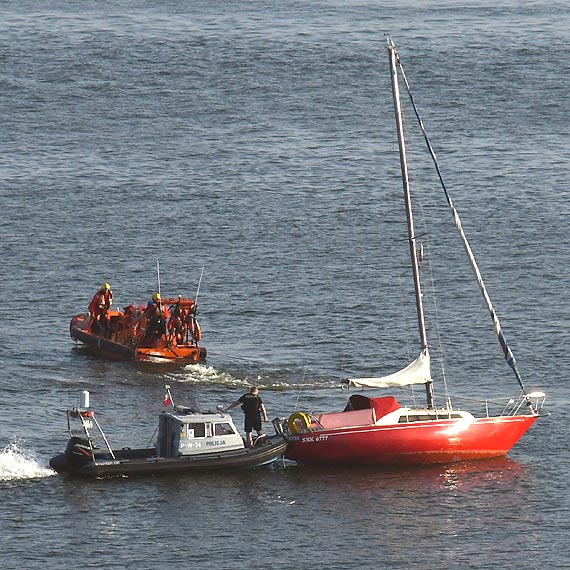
[345,348,431,389]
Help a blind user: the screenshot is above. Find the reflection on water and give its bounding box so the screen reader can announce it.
[283,455,524,489]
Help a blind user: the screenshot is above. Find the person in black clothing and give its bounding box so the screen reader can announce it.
[143,293,169,338]
[226,386,269,448]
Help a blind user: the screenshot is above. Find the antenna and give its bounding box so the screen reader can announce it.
[195,265,205,304]
[156,258,161,297]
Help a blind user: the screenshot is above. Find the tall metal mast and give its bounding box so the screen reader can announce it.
[387,36,434,409]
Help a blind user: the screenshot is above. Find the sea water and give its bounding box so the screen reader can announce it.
[1,1,569,568]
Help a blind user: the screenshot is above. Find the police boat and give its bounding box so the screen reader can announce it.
[49,386,288,478]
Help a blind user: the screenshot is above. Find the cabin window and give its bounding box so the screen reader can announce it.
[186,423,205,438]
[399,413,464,423]
[214,423,235,436]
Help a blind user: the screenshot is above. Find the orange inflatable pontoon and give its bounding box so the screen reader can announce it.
[70,297,206,363]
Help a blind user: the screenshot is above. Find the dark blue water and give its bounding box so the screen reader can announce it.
[1,1,569,568]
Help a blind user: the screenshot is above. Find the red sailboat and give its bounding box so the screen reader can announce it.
[281,37,544,466]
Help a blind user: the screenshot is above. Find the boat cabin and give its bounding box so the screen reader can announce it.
[287,394,481,435]
[156,403,245,458]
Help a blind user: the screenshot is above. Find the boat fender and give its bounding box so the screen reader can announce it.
[288,412,311,434]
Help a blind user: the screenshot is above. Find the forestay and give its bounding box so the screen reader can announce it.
[395,53,529,397]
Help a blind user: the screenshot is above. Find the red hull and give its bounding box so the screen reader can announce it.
[285,415,537,466]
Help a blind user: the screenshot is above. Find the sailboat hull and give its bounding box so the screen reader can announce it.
[282,38,543,467]
[285,414,537,466]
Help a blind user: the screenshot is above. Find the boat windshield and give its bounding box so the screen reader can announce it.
[214,423,236,436]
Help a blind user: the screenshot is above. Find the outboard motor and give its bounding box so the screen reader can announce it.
[49,436,93,474]
[65,436,93,469]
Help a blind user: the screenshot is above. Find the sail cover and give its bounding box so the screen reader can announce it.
[344,349,431,389]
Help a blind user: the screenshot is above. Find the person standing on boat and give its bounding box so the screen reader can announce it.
[144,292,169,338]
[226,386,269,448]
[88,283,113,337]
[168,299,188,344]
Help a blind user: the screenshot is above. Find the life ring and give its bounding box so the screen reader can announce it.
[189,317,202,342]
[288,412,312,434]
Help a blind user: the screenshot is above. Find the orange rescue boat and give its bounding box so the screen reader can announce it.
[70,296,206,363]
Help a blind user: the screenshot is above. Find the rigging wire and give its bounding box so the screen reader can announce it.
[394,47,530,402]
[398,100,450,403]
[393,86,449,409]
[389,83,424,407]
[294,367,308,411]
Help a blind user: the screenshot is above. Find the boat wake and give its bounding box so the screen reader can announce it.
[168,363,340,392]
[0,441,55,482]
[165,363,252,388]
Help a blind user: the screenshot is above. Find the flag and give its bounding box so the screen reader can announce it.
[163,393,172,407]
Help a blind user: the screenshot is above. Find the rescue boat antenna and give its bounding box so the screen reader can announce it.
[156,258,161,297]
[195,265,205,305]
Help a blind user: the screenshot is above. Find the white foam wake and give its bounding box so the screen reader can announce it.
[0,441,55,482]
[173,363,254,387]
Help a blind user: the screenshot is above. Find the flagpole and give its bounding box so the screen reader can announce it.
[164,384,175,408]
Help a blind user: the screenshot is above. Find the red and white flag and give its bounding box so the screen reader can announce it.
[163,393,172,407]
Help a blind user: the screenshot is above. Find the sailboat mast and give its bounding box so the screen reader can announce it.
[387,36,434,409]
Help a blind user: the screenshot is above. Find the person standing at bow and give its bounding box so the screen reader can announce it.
[226,386,269,448]
[88,283,113,337]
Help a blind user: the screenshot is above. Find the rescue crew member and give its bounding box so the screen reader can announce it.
[144,292,169,338]
[226,386,269,448]
[88,283,113,337]
[168,299,187,344]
